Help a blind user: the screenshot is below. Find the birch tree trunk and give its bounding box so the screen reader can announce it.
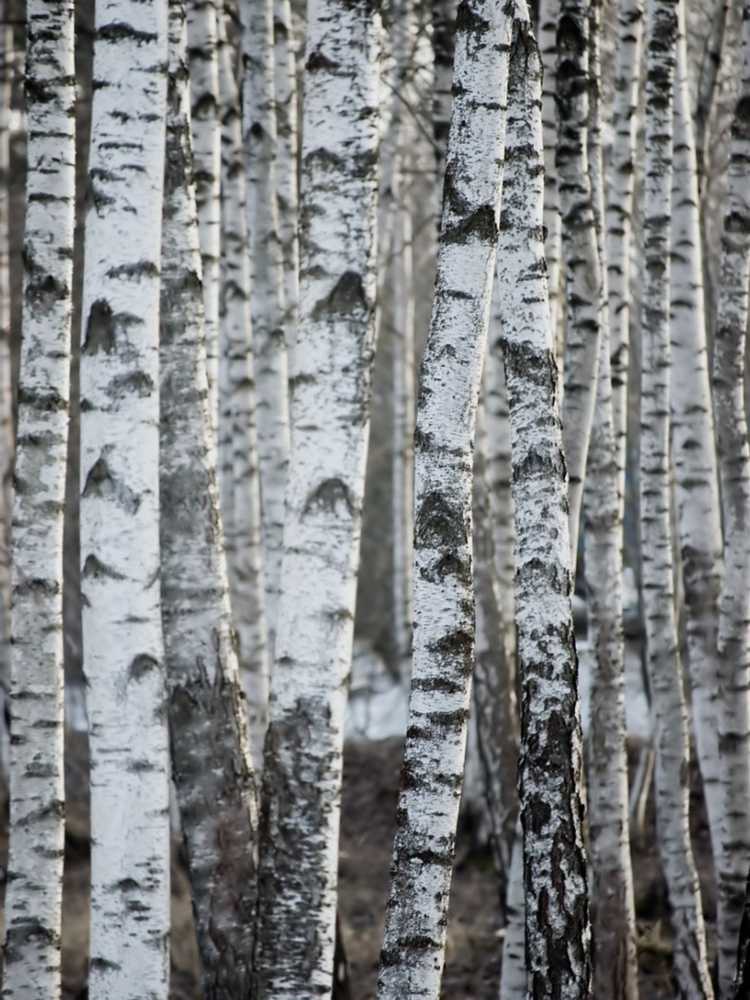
[216,0,269,763]
[670,0,724,878]
[79,3,170,996]
[606,0,643,500]
[241,0,290,655]
[188,0,222,442]
[640,1,713,994]
[253,3,380,994]
[273,0,299,353]
[556,0,602,568]
[431,0,455,188]
[583,4,639,996]
[498,824,526,1000]
[377,8,526,997]
[712,3,750,992]
[1,4,74,995]
[159,5,259,995]
[538,0,561,337]
[496,18,591,997]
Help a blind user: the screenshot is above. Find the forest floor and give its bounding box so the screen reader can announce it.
[0,730,717,999]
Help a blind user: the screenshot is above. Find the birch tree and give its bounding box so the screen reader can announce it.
[2,4,74,995]
[188,0,222,440]
[583,5,639,995]
[538,0,561,337]
[556,0,602,566]
[159,4,259,994]
[670,0,724,878]
[640,1,713,994]
[431,0,455,186]
[216,0,269,761]
[78,3,170,995]
[712,1,750,991]
[377,7,527,997]
[274,0,299,352]
[496,17,591,997]
[241,0,290,654]
[253,3,381,994]
[606,0,643,494]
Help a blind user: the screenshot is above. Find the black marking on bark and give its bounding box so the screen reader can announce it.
[443,204,498,245]
[24,270,69,310]
[106,369,155,398]
[302,478,353,518]
[97,22,157,45]
[17,386,67,412]
[83,300,115,354]
[13,577,60,598]
[454,2,489,37]
[428,629,473,672]
[306,48,338,73]
[90,956,123,972]
[82,554,126,581]
[129,654,159,682]
[105,260,159,281]
[415,491,465,549]
[82,457,139,515]
[311,271,366,320]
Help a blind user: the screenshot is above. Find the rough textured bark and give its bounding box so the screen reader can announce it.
[472,400,519,889]
[188,0,222,443]
[159,5,259,995]
[538,0,561,336]
[670,0,724,884]
[640,1,714,995]
[377,7,523,997]
[606,0,643,502]
[79,3,170,996]
[583,4,639,997]
[241,0,290,654]
[216,0,269,763]
[1,4,74,995]
[497,17,592,998]
[556,0,602,568]
[273,0,299,353]
[253,3,381,995]
[712,3,750,994]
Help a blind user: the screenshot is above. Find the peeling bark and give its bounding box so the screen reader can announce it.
[254,3,381,995]
[2,4,74,996]
[79,2,170,996]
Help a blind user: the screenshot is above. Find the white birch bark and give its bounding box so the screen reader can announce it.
[241,0,290,654]
[159,6,259,995]
[377,7,523,997]
[556,0,602,569]
[695,0,729,187]
[583,4,639,996]
[273,0,299,352]
[538,0,561,336]
[711,3,750,992]
[498,824,526,1000]
[79,4,170,996]
[640,1,713,994]
[1,5,74,995]
[496,20,591,997]
[216,0,269,761]
[253,3,381,994]
[431,0,455,187]
[669,0,724,884]
[188,0,222,442]
[606,0,643,500]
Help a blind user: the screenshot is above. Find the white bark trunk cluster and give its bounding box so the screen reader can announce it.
[79,4,170,996]
[254,2,381,995]
[159,4,259,994]
[497,18,592,998]
[2,4,74,996]
[241,0,290,657]
[640,1,714,995]
[377,6,525,997]
[712,2,750,992]
[216,0,269,764]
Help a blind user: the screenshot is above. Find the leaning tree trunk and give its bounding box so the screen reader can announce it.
[712,3,750,994]
[216,0,269,764]
[496,17,592,999]
[556,0,602,569]
[159,4,259,995]
[253,3,381,995]
[377,8,533,999]
[241,0,290,658]
[583,5,639,997]
[670,0,725,886]
[187,0,222,444]
[640,1,714,995]
[78,4,170,997]
[1,4,74,996]
[606,0,643,502]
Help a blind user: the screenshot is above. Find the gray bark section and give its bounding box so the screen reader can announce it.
[498,19,592,999]
[160,4,259,996]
